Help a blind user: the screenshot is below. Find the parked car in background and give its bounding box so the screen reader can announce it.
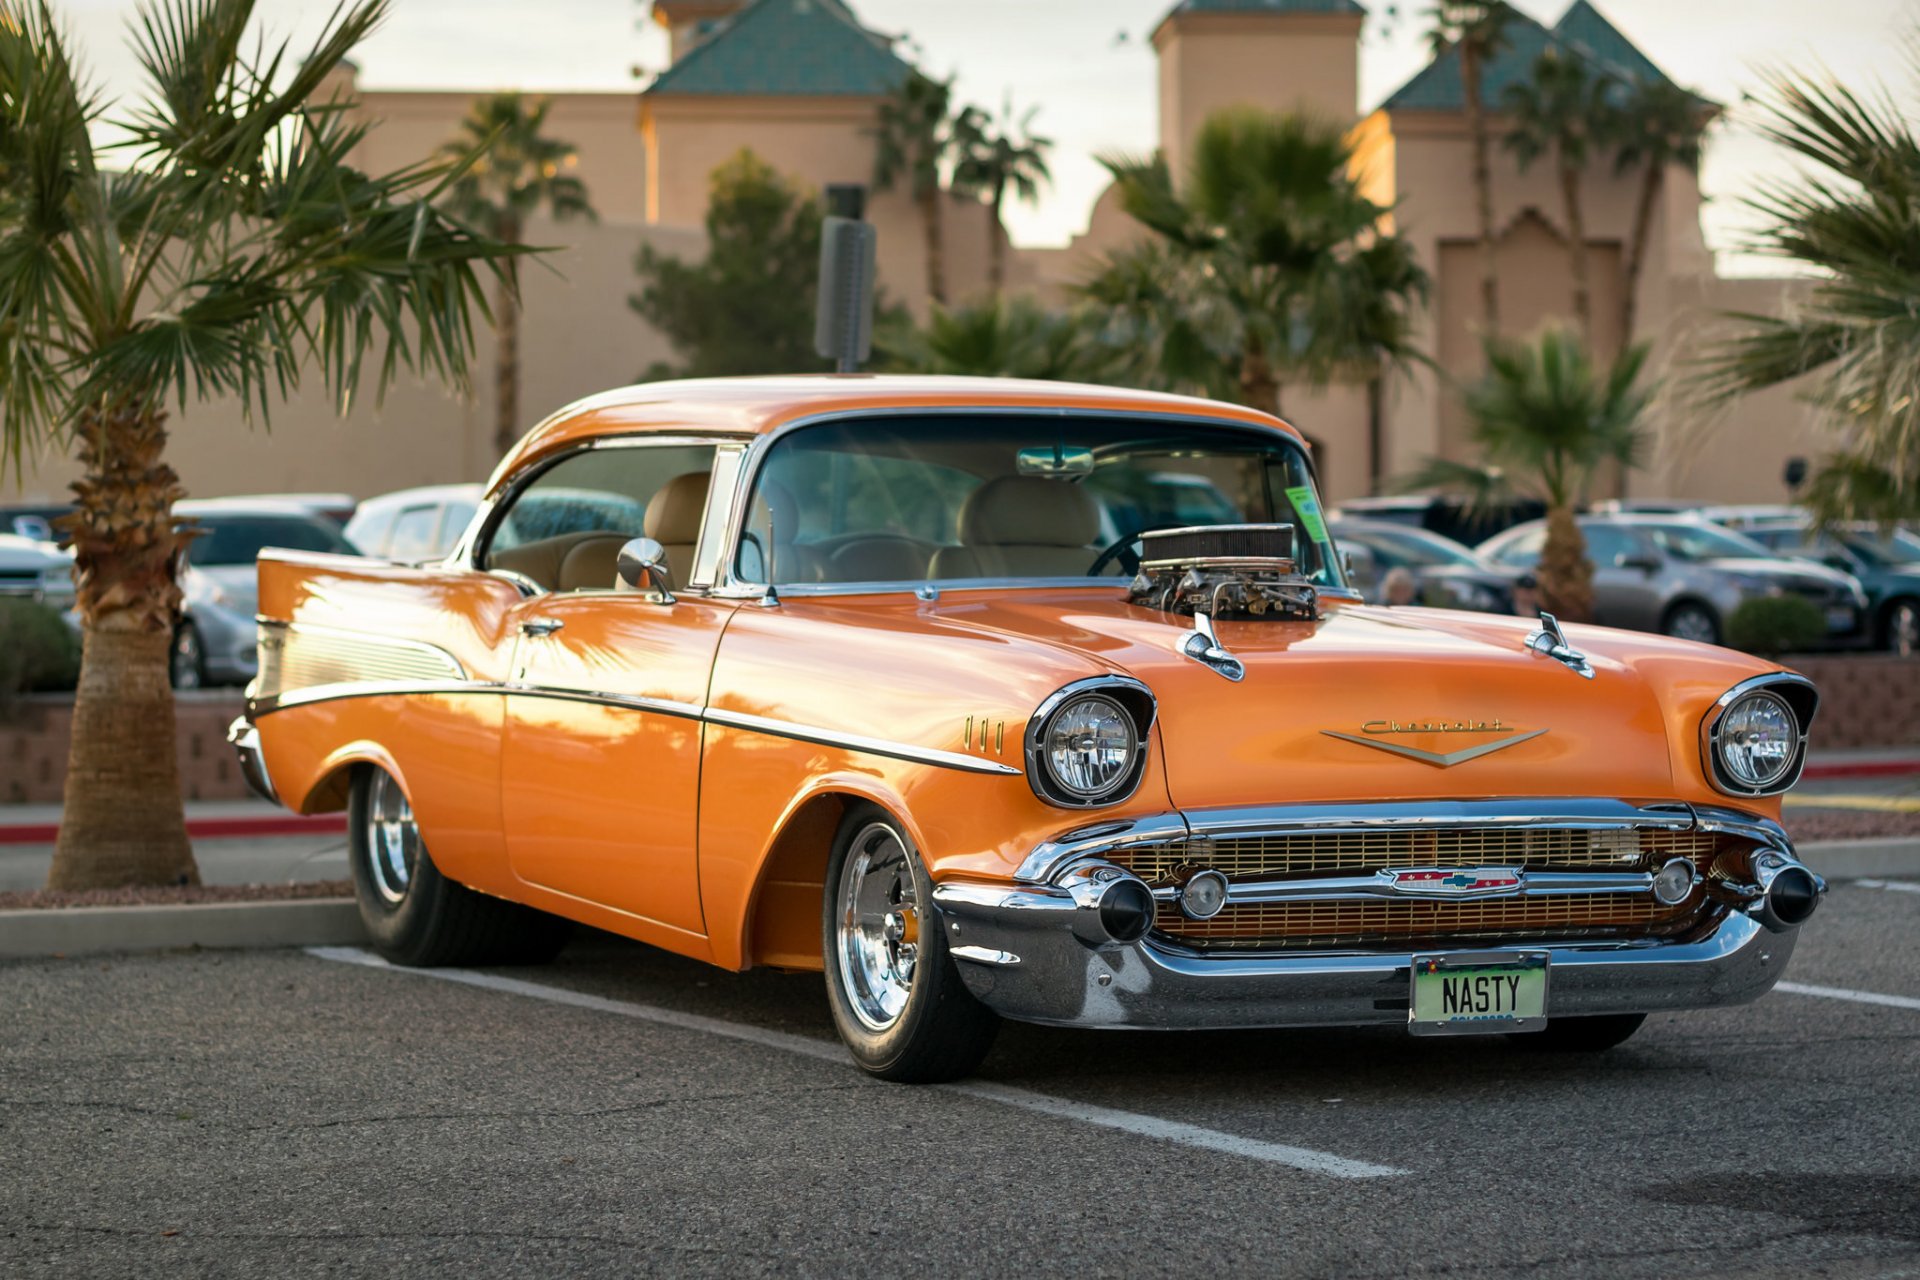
[172,499,360,688]
[1730,519,1920,655]
[1333,494,1546,547]
[1479,514,1869,648]
[1,503,76,545]
[0,533,75,610]
[1329,518,1515,613]
[222,492,359,527]
[345,485,484,562]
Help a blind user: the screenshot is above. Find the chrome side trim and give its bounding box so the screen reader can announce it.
[704,706,1023,776]
[1700,671,1819,798]
[256,619,468,701]
[245,679,1021,776]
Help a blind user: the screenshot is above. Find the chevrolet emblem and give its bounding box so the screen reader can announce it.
[1321,724,1546,767]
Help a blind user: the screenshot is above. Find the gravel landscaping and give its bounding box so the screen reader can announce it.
[0,879,351,911]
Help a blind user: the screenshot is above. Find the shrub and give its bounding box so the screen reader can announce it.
[0,598,81,714]
[1726,594,1826,657]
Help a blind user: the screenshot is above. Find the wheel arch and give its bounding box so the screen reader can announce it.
[293,740,408,815]
[736,776,925,972]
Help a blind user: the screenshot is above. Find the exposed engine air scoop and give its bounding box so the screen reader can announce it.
[1128,524,1319,622]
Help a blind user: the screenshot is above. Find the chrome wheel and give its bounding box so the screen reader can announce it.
[1888,601,1919,657]
[835,821,921,1032]
[1664,604,1719,645]
[364,771,420,906]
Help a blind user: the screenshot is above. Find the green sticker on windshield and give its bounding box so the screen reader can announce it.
[1285,485,1329,545]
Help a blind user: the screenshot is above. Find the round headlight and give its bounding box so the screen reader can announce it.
[1717,690,1798,790]
[1043,694,1137,800]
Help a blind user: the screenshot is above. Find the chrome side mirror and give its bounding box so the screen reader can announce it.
[616,537,674,604]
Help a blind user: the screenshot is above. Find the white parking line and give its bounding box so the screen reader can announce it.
[1855,879,1920,895]
[1776,981,1920,1012]
[307,946,1406,1180]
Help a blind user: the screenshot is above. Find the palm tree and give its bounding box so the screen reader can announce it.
[1505,49,1618,343]
[0,0,515,890]
[873,70,959,306]
[952,99,1052,299]
[1081,110,1428,429]
[1426,2,1514,335]
[1403,329,1652,620]
[1610,78,1708,342]
[878,297,1121,382]
[439,94,595,459]
[1695,58,1920,503]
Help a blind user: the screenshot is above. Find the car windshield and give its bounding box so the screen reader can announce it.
[1340,525,1482,570]
[1644,522,1774,563]
[737,414,1341,589]
[1844,528,1920,567]
[185,514,356,565]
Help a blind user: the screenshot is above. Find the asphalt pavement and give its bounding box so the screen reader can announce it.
[2,880,1917,1279]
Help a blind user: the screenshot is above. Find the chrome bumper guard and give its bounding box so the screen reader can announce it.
[225,715,278,805]
[931,798,1823,1030]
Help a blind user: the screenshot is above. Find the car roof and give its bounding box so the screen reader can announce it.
[173,499,338,518]
[352,484,486,512]
[490,376,1307,498]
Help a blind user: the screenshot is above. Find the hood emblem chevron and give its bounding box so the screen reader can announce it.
[1321,728,1548,768]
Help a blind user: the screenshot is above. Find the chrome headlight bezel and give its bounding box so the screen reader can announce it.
[1700,672,1818,797]
[1024,676,1156,809]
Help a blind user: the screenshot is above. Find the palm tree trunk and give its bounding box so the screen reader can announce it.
[1559,160,1592,344]
[492,217,522,459]
[987,186,1007,300]
[1462,46,1500,336]
[1538,503,1595,624]
[46,404,197,891]
[1620,161,1663,343]
[920,186,947,306]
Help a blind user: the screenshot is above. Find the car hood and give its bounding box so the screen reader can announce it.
[922,593,1769,811]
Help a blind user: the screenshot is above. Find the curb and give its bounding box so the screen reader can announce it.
[0,813,347,847]
[1802,761,1920,781]
[0,899,366,959]
[1797,837,1920,879]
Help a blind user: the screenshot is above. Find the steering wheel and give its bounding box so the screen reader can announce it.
[1087,533,1145,579]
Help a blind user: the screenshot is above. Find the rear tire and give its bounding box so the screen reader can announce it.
[1510,1012,1646,1052]
[822,805,999,1083]
[349,765,570,967]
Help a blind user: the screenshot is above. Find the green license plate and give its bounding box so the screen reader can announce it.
[1409,951,1549,1035]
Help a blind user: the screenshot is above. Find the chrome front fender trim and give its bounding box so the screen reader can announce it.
[702,706,1023,776]
[1700,671,1819,799]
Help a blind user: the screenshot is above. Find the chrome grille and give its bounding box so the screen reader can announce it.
[1159,894,1699,950]
[1110,827,1724,883]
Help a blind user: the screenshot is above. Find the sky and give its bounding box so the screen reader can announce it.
[55,0,1920,274]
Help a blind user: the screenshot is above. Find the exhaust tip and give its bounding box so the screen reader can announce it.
[1767,866,1821,928]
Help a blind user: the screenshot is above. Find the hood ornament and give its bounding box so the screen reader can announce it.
[1525,612,1594,680]
[1180,610,1245,682]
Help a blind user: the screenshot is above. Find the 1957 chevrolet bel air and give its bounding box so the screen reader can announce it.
[231,377,1825,1081]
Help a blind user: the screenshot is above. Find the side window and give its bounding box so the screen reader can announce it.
[1491,527,1545,568]
[1581,524,1638,567]
[484,443,717,593]
[344,505,397,557]
[387,505,442,563]
[436,499,479,558]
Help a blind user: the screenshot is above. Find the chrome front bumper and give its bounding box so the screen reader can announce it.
[931,798,1821,1031]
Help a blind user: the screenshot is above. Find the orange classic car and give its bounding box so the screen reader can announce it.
[230,376,1825,1081]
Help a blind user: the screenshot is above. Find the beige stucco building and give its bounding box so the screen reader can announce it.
[3,0,1819,512]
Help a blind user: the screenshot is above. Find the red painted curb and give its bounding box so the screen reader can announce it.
[1801,761,1920,780]
[0,813,347,846]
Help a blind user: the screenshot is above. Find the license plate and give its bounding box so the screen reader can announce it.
[1826,606,1855,632]
[1409,951,1549,1035]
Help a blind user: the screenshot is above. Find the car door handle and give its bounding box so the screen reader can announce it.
[520,619,565,637]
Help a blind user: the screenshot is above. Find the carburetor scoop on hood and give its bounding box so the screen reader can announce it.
[1127,523,1319,622]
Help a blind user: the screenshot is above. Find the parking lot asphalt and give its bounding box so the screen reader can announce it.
[3,881,1917,1279]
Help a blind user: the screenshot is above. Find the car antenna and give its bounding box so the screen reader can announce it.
[758,505,781,609]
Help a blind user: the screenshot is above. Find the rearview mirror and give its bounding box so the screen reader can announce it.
[616,537,675,604]
[1016,445,1095,478]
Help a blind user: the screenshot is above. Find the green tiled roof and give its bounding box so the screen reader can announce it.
[1380,0,1683,113]
[1166,0,1366,13]
[647,0,911,97]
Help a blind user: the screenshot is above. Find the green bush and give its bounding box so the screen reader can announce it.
[0,598,81,712]
[1726,594,1826,657]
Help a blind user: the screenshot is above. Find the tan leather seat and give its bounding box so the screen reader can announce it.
[929,476,1100,580]
[643,471,710,589]
[490,530,633,592]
